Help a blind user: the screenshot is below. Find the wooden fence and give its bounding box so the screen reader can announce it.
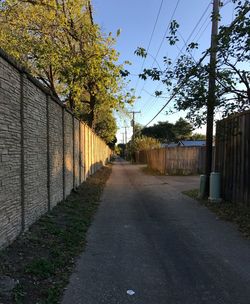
[136,147,206,175]
[215,111,250,205]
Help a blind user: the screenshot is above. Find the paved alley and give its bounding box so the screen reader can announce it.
[62,159,250,304]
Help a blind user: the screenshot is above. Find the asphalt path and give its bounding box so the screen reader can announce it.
[62,158,250,304]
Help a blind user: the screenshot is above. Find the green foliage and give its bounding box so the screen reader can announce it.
[172,118,193,140]
[134,47,147,58]
[134,123,144,138]
[25,258,55,279]
[0,167,112,304]
[167,20,179,45]
[190,133,206,140]
[142,121,175,142]
[128,136,160,153]
[141,118,193,142]
[94,108,117,144]
[0,0,134,142]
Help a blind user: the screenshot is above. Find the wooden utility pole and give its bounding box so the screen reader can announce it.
[129,111,141,141]
[125,126,127,144]
[204,0,220,196]
[122,126,128,144]
[129,111,141,163]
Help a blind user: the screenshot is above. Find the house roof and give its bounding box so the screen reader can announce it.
[179,140,206,147]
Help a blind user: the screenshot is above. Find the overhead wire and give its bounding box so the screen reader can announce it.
[172,1,212,64]
[137,0,181,103]
[141,50,209,129]
[139,1,212,119]
[134,0,164,95]
[137,0,242,131]
[141,0,241,128]
[151,0,182,65]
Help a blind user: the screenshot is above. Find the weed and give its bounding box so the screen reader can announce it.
[0,165,112,304]
[12,284,25,304]
[25,258,55,278]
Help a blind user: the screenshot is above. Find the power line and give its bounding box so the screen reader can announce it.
[134,0,164,95]
[137,0,181,100]
[191,0,232,45]
[153,0,182,64]
[196,19,211,43]
[140,50,209,129]
[192,11,211,42]
[138,0,246,129]
[138,1,212,115]
[172,1,212,64]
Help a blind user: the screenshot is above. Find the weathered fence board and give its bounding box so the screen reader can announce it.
[215,111,250,205]
[137,147,206,175]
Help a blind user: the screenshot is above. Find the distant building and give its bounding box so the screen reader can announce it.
[161,140,207,148]
[178,140,206,147]
[161,142,178,148]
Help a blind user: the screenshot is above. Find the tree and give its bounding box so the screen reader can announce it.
[133,123,143,138]
[189,133,206,141]
[128,136,160,154]
[141,118,192,142]
[172,118,193,140]
[0,0,134,141]
[107,136,117,150]
[141,121,175,142]
[94,108,117,144]
[216,0,250,113]
[117,143,126,157]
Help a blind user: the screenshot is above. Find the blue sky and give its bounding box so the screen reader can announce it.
[92,0,236,143]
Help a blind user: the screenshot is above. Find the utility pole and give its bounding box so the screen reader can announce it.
[129,111,141,141]
[125,126,127,144]
[129,111,141,163]
[122,126,128,144]
[204,0,219,197]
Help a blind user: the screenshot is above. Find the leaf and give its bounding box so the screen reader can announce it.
[116,29,121,37]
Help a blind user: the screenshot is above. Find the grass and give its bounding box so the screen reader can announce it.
[183,189,250,238]
[0,165,112,304]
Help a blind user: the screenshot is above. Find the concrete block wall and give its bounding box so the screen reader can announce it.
[0,57,22,246]
[74,119,80,188]
[64,111,74,197]
[0,49,111,249]
[80,123,85,183]
[23,77,48,227]
[49,99,63,208]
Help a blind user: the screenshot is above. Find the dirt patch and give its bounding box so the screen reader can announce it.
[141,166,165,176]
[0,165,112,304]
[183,189,250,238]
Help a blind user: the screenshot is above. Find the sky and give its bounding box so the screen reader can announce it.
[92,0,236,143]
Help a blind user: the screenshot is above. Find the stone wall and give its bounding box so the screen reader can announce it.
[0,49,111,249]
